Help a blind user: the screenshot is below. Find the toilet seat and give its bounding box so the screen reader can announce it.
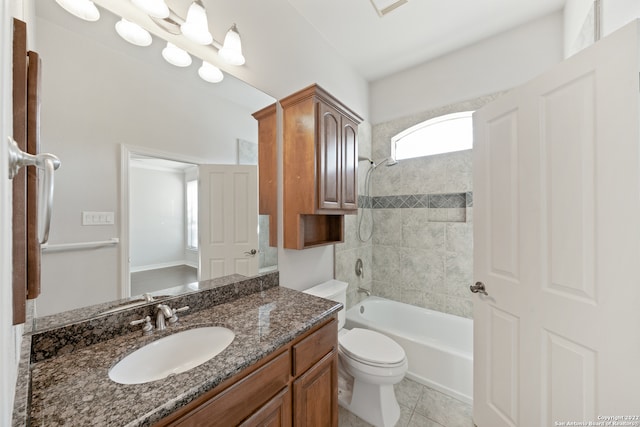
[339,328,406,368]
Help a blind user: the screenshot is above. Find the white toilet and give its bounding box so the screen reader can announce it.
[304,280,408,427]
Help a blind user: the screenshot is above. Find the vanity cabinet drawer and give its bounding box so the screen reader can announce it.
[166,350,290,427]
[292,318,337,377]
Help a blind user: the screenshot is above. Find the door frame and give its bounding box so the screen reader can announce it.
[119,145,202,299]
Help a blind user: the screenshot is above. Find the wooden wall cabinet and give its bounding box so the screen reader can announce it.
[252,103,278,247]
[281,84,362,250]
[156,317,338,427]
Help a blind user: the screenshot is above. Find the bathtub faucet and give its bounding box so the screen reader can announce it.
[357,287,371,297]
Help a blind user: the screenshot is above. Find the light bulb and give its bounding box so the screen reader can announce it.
[115,19,152,47]
[180,1,213,45]
[55,0,100,22]
[131,0,169,19]
[198,61,224,83]
[218,24,245,66]
[161,42,192,67]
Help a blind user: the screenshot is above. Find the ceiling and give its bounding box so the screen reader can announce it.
[286,0,566,81]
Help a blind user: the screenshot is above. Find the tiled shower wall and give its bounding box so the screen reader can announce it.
[368,151,474,318]
[335,94,501,319]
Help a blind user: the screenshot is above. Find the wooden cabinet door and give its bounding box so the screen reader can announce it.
[253,103,278,247]
[240,387,291,427]
[341,116,358,210]
[317,101,341,211]
[293,351,338,427]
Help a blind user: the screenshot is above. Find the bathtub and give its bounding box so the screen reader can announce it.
[345,296,473,404]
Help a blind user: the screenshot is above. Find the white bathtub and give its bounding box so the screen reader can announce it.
[345,296,473,404]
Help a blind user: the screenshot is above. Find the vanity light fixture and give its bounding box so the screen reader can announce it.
[162,42,192,67]
[180,1,213,45]
[198,61,224,83]
[56,0,244,83]
[218,24,245,66]
[55,0,100,22]
[146,4,245,66]
[131,0,170,19]
[115,18,153,47]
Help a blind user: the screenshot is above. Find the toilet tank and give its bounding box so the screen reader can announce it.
[303,280,348,329]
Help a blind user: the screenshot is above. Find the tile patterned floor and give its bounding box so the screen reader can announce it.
[338,378,474,427]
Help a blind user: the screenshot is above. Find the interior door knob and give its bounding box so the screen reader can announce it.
[244,249,257,256]
[470,282,489,296]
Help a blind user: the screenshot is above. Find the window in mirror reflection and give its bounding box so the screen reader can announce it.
[186,179,198,250]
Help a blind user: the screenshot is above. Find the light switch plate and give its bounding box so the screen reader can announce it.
[82,211,115,226]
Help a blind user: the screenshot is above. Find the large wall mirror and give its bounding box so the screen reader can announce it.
[34,1,276,320]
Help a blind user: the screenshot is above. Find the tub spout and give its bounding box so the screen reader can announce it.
[357,287,371,297]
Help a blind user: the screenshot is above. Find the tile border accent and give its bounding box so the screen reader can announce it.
[359,192,473,209]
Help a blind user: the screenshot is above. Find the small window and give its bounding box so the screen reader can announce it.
[186,179,198,250]
[391,111,474,161]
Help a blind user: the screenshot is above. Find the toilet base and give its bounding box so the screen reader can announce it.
[338,377,400,427]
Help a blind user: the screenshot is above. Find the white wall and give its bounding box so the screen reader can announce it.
[369,11,564,124]
[565,0,640,58]
[602,0,640,36]
[130,166,185,271]
[564,0,597,57]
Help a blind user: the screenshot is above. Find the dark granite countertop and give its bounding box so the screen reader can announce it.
[26,285,340,426]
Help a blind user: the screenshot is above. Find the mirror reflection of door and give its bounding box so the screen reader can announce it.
[127,154,262,296]
[198,165,259,281]
[129,155,199,296]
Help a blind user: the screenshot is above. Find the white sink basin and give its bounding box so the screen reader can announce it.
[109,326,235,385]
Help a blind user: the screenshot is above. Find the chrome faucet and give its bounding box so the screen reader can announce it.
[155,304,173,331]
[357,287,371,297]
[155,304,190,331]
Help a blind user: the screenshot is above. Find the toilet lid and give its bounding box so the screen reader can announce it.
[339,328,405,365]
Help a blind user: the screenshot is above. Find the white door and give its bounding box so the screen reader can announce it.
[473,21,640,426]
[198,165,259,280]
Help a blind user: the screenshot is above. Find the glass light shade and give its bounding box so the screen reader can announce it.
[218,25,245,66]
[132,0,169,19]
[55,0,100,22]
[180,1,213,45]
[162,42,192,67]
[115,19,152,47]
[198,61,224,83]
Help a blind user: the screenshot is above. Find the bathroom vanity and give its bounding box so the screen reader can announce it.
[157,316,338,426]
[14,273,341,426]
